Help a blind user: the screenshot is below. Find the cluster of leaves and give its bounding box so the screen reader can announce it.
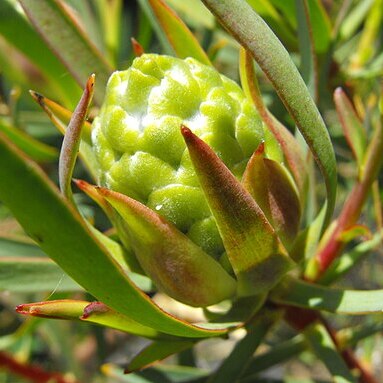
[0,0,382,382]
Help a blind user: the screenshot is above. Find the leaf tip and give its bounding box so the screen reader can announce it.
[81,301,108,319]
[131,37,145,57]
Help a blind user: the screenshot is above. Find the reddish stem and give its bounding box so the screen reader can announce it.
[284,308,378,383]
[0,351,79,383]
[312,115,383,279]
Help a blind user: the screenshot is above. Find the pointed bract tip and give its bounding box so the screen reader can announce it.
[15,304,28,314]
[81,301,108,319]
[334,87,344,99]
[180,124,194,141]
[72,178,90,190]
[86,74,96,91]
[131,37,145,57]
[255,141,265,155]
[29,90,44,104]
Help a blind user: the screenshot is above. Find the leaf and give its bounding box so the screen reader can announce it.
[126,340,195,373]
[16,300,165,339]
[0,256,81,292]
[247,0,297,50]
[208,311,279,383]
[306,0,331,54]
[0,0,81,107]
[271,276,383,314]
[339,0,374,41]
[334,88,367,169]
[102,363,209,383]
[238,48,307,196]
[59,74,94,200]
[296,0,317,101]
[201,0,337,228]
[0,132,235,338]
[97,186,237,307]
[19,0,113,105]
[136,0,174,56]
[181,126,294,296]
[148,0,211,66]
[304,323,357,383]
[242,143,301,250]
[318,231,383,285]
[241,335,305,379]
[30,90,98,180]
[0,118,57,162]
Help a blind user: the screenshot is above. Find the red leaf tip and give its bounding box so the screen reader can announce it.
[255,141,265,155]
[131,37,145,57]
[81,301,108,319]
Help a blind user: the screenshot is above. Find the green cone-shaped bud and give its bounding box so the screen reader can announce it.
[92,54,265,259]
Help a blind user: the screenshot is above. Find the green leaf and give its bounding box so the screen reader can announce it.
[318,231,383,285]
[339,0,374,41]
[238,48,307,195]
[296,0,317,100]
[181,126,294,296]
[0,132,234,338]
[126,340,195,373]
[102,363,209,383]
[0,118,57,162]
[16,300,165,339]
[30,90,98,180]
[304,323,357,383]
[201,0,337,228]
[242,143,301,250]
[0,256,81,292]
[241,335,305,379]
[306,0,331,54]
[334,88,367,168]
[208,311,279,383]
[19,0,113,105]
[271,276,383,314]
[59,74,94,201]
[98,186,237,307]
[148,0,211,66]
[246,0,297,50]
[0,0,81,107]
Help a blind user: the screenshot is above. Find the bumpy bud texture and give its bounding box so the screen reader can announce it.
[92,54,265,259]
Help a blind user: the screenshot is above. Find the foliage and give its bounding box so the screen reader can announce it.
[0,0,382,382]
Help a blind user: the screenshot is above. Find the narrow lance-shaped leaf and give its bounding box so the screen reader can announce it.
[242,143,301,250]
[319,230,383,285]
[208,310,280,383]
[0,0,80,107]
[0,119,58,163]
[334,87,367,170]
[97,186,237,308]
[271,276,383,314]
[181,126,294,297]
[304,323,357,383]
[0,132,235,338]
[29,91,93,138]
[30,90,98,180]
[202,0,337,228]
[296,0,318,101]
[16,300,167,340]
[126,340,195,373]
[148,0,211,66]
[239,48,307,195]
[19,0,113,105]
[59,74,94,201]
[0,256,80,293]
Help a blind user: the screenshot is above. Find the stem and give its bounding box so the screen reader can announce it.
[284,308,379,383]
[0,351,79,383]
[309,117,383,279]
